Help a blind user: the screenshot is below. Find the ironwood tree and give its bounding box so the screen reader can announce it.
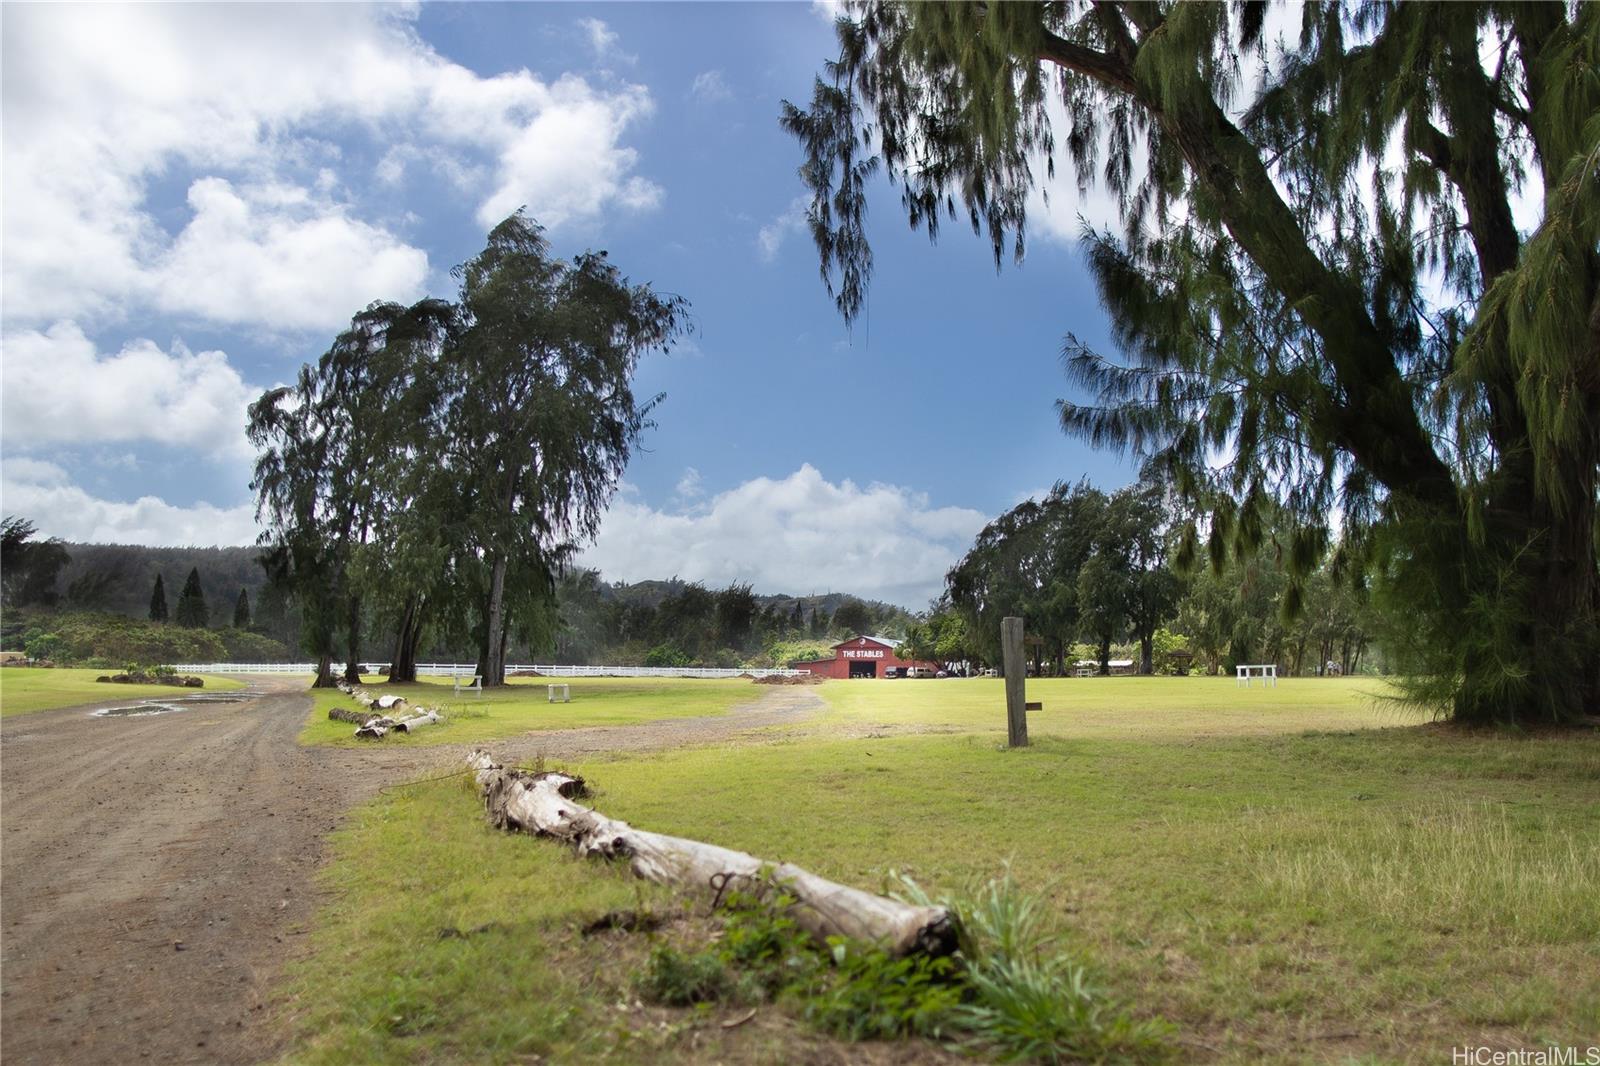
[785,1,1599,724]
[946,480,1108,671]
[0,517,69,608]
[447,213,687,686]
[249,213,685,687]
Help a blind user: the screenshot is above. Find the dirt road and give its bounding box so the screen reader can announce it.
[0,678,822,1065]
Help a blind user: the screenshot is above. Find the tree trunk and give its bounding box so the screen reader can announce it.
[342,593,362,685]
[389,595,422,683]
[1138,630,1154,675]
[466,751,955,958]
[311,651,336,688]
[1097,636,1111,676]
[481,556,508,688]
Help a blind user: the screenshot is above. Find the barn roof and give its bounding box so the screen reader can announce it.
[833,634,903,649]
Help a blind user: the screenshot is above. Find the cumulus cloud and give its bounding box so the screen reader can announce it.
[757,196,810,262]
[0,458,259,547]
[580,465,987,607]
[1,4,660,331]
[1,322,259,458]
[153,178,431,331]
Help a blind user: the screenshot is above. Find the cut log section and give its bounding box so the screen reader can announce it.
[465,750,956,958]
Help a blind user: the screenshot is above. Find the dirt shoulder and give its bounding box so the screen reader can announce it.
[0,678,823,1065]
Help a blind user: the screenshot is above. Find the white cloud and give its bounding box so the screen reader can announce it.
[811,0,846,25]
[1,321,258,458]
[2,4,661,331]
[473,76,661,229]
[757,196,810,262]
[154,178,431,331]
[690,70,733,104]
[674,467,705,504]
[579,17,618,55]
[0,458,259,547]
[580,465,988,608]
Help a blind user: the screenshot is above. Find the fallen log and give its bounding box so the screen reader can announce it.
[328,705,381,726]
[390,709,441,733]
[465,750,955,958]
[355,716,395,739]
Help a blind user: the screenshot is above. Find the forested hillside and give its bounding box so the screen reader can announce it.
[5,533,914,668]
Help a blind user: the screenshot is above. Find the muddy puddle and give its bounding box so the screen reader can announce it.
[93,691,257,718]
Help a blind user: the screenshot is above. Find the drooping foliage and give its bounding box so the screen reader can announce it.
[1,517,70,609]
[249,212,687,687]
[787,1,1600,723]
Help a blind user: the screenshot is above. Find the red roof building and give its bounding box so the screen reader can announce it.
[790,635,938,679]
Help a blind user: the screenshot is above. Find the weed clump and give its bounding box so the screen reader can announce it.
[634,876,1171,1062]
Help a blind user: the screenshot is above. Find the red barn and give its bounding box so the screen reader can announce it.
[791,635,938,679]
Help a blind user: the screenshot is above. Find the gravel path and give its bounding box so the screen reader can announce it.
[0,677,824,1065]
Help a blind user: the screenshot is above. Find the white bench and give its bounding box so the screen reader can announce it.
[1236,664,1278,688]
[547,683,570,704]
[452,673,482,697]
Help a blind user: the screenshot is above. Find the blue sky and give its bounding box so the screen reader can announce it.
[1,2,1137,608]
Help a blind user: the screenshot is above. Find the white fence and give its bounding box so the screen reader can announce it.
[169,662,809,680]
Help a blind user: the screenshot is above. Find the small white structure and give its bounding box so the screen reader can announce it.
[453,673,482,697]
[1236,663,1278,687]
[547,683,571,703]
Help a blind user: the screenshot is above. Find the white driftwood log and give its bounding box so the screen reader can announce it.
[390,709,441,733]
[466,750,955,958]
[335,683,444,739]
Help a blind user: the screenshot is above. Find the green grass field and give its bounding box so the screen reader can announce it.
[278,677,1600,1064]
[0,667,247,717]
[298,675,759,747]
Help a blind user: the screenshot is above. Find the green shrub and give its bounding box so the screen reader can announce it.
[23,633,65,661]
[632,874,1169,1060]
[802,941,962,1040]
[637,943,732,1006]
[643,643,692,668]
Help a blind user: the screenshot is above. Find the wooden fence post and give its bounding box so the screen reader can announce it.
[1001,616,1028,748]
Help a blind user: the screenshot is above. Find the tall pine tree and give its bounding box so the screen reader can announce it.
[148,573,168,623]
[232,587,251,629]
[174,567,208,629]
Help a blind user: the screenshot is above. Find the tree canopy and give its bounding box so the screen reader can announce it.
[1,517,70,609]
[787,0,1599,723]
[249,212,689,687]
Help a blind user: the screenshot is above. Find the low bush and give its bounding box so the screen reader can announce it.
[0,611,290,665]
[634,877,1170,1062]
